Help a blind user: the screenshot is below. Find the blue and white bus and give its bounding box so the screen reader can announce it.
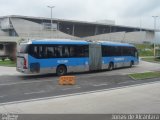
[16,39,139,75]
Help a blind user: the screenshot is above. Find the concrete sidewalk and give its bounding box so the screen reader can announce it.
[0,66,20,76]
[0,81,160,114]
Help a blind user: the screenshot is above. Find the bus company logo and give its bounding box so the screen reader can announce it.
[2,113,18,120]
[57,60,68,64]
[114,57,125,61]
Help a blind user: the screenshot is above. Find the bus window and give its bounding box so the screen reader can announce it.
[47,46,54,58]
[74,45,89,57]
[69,46,76,57]
[84,45,89,57]
[76,46,84,57]
[57,46,63,57]
[29,45,40,58]
[62,46,69,57]
[110,46,115,56]
[113,46,122,56]
[122,47,130,56]
[34,46,39,58]
[39,46,43,58]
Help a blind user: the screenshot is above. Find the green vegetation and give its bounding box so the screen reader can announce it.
[141,57,160,63]
[0,60,16,67]
[129,71,160,80]
[135,44,154,57]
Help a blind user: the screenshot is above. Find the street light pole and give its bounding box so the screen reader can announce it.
[47,6,55,32]
[152,16,158,58]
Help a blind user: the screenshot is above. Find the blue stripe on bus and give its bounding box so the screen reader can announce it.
[102,56,139,64]
[31,40,135,47]
[28,55,89,68]
[31,41,89,45]
[28,55,138,69]
[101,43,134,47]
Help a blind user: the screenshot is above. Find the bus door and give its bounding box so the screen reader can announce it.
[89,43,102,71]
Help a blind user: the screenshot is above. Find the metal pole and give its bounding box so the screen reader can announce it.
[140,17,142,31]
[72,24,75,36]
[47,6,55,38]
[152,16,158,58]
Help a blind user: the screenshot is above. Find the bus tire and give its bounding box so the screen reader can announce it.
[56,65,67,76]
[108,62,114,71]
[130,61,134,68]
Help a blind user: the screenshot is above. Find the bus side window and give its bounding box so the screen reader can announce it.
[54,47,59,58]
[122,47,130,56]
[57,46,63,58]
[69,46,75,57]
[62,46,69,57]
[47,46,54,58]
[31,45,39,58]
[113,46,121,56]
[102,45,112,57]
[102,46,106,57]
[39,46,43,58]
[84,45,89,57]
[75,45,89,57]
[110,46,115,56]
[76,46,84,57]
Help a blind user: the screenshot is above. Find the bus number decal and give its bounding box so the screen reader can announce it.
[57,60,68,64]
[114,58,125,61]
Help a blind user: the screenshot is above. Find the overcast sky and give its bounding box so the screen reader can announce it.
[1,0,160,29]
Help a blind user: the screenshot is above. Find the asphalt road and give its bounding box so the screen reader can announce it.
[0,71,160,104]
[0,61,159,104]
[0,80,160,115]
[16,81,160,114]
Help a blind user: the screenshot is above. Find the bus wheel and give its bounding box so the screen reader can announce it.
[56,65,67,76]
[108,63,114,71]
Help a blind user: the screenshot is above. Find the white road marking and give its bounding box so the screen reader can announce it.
[61,86,81,91]
[24,90,45,95]
[61,88,72,91]
[92,83,108,87]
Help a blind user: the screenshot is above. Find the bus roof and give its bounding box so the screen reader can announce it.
[30,39,89,45]
[99,41,134,47]
[22,39,134,47]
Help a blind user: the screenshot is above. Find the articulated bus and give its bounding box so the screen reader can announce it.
[16,39,139,75]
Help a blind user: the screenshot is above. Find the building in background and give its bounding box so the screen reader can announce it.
[0,15,156,59]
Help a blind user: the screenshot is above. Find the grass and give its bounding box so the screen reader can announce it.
[134,44,154,57]
[129,71,160,80]
[0,60,16,67]
[141,57,160,63]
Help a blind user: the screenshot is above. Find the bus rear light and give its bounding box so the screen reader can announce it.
[23,58,27,69]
